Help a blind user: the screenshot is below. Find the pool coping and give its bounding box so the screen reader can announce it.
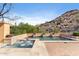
[28,38,79,42]
[41,40,79,42]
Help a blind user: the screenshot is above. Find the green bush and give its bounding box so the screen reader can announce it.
[73,32,79,36]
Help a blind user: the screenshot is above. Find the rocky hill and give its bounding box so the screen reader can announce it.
[39,9,79,33]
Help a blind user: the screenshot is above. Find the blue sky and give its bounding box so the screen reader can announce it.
[7,3,79,25]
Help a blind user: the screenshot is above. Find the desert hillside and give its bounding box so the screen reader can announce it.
[39,9,79,33]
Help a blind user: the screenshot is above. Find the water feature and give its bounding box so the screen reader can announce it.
[2,40,35,48]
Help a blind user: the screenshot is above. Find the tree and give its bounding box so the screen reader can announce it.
[10,23,41,35]
[0,3,12,21]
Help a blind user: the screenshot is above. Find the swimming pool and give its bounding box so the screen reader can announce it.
[28,36,74,41]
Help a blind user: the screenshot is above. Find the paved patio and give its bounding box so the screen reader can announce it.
[45,42,79,56]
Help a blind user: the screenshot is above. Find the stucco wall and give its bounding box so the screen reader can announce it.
[0,23,4,42]
[3,23,10,39]
[0,23,10,42]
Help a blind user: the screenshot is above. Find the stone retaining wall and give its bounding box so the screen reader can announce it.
[11,34,27,44]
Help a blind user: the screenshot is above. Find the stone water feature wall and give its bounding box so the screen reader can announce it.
[11,34,27,44]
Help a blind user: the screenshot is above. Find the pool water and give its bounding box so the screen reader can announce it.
[29,36,74,41]
[2,40,35,48]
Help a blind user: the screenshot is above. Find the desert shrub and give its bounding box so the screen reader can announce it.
[53,28,60,33]
[73,32,79,36]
